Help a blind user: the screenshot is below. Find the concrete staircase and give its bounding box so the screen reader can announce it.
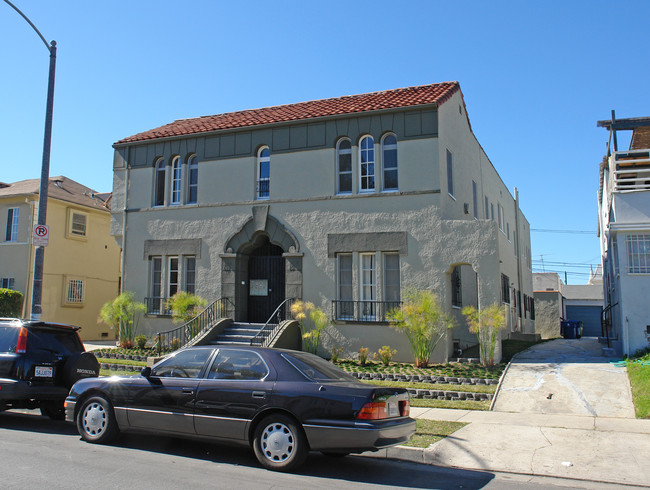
[212,322,267,345]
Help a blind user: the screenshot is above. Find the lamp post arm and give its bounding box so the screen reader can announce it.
[3,0,52,52]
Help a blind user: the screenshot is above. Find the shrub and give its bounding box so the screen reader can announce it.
[135,335,148,350]
[462,304,506,366]
[0,288,23,317]
[170,338,181,351]
[359,347,370,365]
[166,291,208,326]
[99,292,146,349]
[330,346,343,362]
[291,300,328,354]
[375,345,397,365]
[388,290,454,368]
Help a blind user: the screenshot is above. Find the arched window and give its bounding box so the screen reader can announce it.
[336,138,352,194]
[359,136,375,192]
[187,155,198,204]
[170,156,182,205]
[154,158,166,206]
[381,134,398,191]
[257,147,270,200]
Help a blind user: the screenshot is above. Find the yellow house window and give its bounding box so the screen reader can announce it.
[67,209,88,239]
[64,277,85,306]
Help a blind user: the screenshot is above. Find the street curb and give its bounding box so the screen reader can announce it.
[488,354,515,411]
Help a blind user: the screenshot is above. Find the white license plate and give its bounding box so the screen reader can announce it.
[35,366,53,378]
[388,402,399,417]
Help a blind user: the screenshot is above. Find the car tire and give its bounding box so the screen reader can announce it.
[63,352,100,388]
[76,396,119,444]
[252,414,308,472]
[40,403,65,420]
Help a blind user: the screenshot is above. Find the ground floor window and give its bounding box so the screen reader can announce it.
[147,255,197,315]
[334,252,401,322]
[63,277,85,305]
[451,266,462,308]
[1,277,15,290]
[501,273,510,304]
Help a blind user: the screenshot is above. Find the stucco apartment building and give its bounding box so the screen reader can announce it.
[0,176,121,340]
[111,82,534,362]
[597,114,650,356]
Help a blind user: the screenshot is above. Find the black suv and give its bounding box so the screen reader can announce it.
[0,318,100,419]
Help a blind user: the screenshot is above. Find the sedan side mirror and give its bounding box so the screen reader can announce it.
[141,366,152,378]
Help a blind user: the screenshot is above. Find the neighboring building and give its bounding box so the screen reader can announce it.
[111,82,534,362]
[533,272,604,339]
[597,114,650,356]
[0,177,121,340]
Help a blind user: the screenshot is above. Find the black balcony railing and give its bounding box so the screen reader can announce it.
[332,300,401,323]
[145,297,172,316]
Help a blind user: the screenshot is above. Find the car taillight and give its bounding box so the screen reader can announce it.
[399,399,410,417]
[357,401,388,420]
[16,327,28,353]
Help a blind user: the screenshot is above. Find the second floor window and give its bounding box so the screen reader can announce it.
[472,181,478,219]
[154,158,166,206]
[446,149,454,198]
[171,157,182,205]
[337,139,352,194]
[382,134,398,191]
[187,155,198,204]
[257,147,270,199]
[359,136,375,192]
[5,207,19,242]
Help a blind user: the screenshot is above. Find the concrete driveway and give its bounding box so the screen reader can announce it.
[492,337,635,418]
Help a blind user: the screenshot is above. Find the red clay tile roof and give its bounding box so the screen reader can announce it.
[115,82,460,145]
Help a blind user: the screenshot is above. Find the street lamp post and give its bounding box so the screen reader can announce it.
[3,0,57,320]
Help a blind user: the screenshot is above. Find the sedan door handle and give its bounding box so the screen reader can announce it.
[252,391,266,399]
[182,388,195,395]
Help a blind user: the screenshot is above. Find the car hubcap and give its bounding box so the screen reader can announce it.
[82,402,106,436]
[261,422,294,462]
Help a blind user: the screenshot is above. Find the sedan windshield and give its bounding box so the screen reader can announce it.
[282,352,357,382]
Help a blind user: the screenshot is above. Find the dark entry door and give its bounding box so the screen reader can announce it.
[248,242,285,323]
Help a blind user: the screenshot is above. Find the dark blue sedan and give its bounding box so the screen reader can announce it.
[65,346,415,471]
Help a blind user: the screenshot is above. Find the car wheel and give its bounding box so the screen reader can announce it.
[252,414,308,471]
[40,403,65,420]
[76,396,119,444]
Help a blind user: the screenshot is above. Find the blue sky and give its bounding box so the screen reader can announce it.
[2,1,649,284]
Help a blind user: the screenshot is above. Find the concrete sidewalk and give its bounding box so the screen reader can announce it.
[397,407,650,487]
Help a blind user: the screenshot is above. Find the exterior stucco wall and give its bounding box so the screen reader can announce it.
[0,197,34,301]
[534,291,563,339]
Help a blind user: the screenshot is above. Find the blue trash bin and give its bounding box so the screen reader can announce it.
[561,320,582,339]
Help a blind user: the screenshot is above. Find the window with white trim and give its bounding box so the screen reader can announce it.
[65,278,85,305]
[257,147,270,199]
[359,136,375,192]
[185,256,196,294]
[446,149,454,197]
[626,234,650,273]
[170,156,182,205]
[168,256,179,298]
[1,278,15,290]
[383,254,400,303]
[5,207,19,242]
[154,158,166,206]
[336,139,352,194]
[187,155,198,204]
[381,134,398,191]
[67,209,88,239]
[148,255,198,315]
[337,254,353,320]
[360,253,377,320]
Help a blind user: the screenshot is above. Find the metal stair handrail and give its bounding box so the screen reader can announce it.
[250,298,296,347]
[155,297,234,355]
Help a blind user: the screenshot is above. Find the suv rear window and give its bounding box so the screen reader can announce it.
[0,326,19,353]
[28,327,83,356]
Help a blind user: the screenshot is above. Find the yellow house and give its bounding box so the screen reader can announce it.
[0,176,121,340]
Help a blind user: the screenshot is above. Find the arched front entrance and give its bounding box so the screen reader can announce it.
[220,206,303,322]
[247,236,285,323]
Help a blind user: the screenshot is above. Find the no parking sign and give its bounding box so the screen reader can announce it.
[33,224,49,247]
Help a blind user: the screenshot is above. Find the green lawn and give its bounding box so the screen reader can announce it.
[404,419,467,448]
[627,358,650,419]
